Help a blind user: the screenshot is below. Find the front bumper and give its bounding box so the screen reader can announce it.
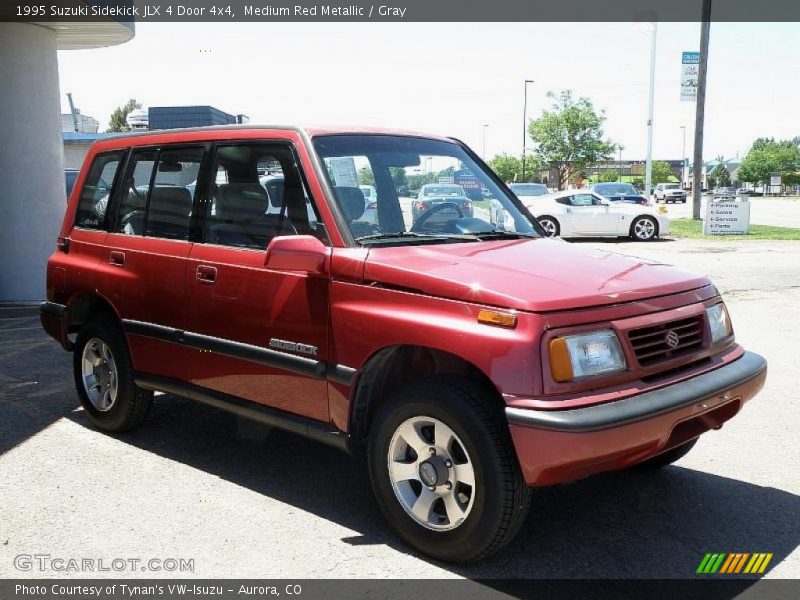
[506,351,767,486]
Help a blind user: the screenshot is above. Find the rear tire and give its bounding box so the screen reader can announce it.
[368,376,531,562]
[637,439,698,469]
[537,216,560,237]
[73,316,153,432]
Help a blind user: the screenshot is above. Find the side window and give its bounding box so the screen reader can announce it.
[75,151,125,230]
[145,148,202,240]
[571,194,595,207]
[114,150,156,236]
[205,143,324,250]
[113,147,202,240]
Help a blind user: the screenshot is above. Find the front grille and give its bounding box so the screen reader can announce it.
[627,315,704,366]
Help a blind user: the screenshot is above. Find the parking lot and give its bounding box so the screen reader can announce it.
[0,237,798,583]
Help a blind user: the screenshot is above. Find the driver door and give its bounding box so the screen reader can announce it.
[182,141,331,422]
[563,193,619,235]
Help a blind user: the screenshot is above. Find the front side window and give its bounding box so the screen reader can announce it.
[313,135,539,245]
[75,151,125,230]
[571,194,597,207]
[204,143,323,250]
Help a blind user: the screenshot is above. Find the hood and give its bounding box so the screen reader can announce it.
[363,238,710,312]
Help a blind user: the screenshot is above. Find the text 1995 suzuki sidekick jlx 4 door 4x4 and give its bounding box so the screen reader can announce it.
[41,126,767,562]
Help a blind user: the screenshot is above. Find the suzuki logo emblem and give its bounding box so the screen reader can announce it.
[665,330,680,349]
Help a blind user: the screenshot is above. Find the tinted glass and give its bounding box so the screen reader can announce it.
[145,147,202,240]
[204,144,323,250]
[74,151,124,230]
[114,150,157,236]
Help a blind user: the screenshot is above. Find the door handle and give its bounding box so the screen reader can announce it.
[196,265,217,284]
[109,251,125,267]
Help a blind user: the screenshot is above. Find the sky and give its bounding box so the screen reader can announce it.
[57,21,800,162]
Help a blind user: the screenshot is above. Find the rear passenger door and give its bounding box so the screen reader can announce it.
[183,141,331,422]
[99,145,206,381]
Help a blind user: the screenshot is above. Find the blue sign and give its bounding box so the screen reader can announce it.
[682,51,700,64]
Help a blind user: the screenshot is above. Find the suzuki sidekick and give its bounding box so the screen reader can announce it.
[41,126,767,562]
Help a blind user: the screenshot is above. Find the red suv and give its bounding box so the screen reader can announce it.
[41,126,766,562]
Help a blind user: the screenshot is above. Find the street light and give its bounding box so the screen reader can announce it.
[635,21,657,199]
[521,79,534,182]
[482,124,489,158]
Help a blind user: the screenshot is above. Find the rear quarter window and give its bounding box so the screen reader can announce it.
[75,151,125,230]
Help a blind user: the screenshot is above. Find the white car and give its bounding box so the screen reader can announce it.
[521,190,669,241]
[654,183,688,203]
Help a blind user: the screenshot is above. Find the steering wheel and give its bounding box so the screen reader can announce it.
[412,201,464,232]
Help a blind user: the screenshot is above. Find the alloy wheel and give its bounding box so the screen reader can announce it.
[387,416,475,531]
[81,338,118,412]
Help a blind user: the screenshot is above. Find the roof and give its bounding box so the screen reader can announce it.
[98,124,453,143]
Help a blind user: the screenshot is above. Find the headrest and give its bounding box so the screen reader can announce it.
[216,183,268,219]
[334,186,366,221]
[149,186,192,212]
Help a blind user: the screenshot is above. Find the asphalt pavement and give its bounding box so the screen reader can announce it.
[0,238,798,585]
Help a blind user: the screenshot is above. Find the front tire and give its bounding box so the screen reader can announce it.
[630,215,658,241]
[368,376,531,562]
[73,316,153,432]
[537,215,560,237]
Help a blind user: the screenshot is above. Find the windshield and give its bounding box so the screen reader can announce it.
[313,135,539,245]
[595,183,639,196]
[664,184,680,189]
[510,183,548,196]
[421,185,466,198]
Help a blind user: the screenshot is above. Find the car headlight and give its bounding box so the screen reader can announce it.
[706,303,733,344]
[549,330,627,382]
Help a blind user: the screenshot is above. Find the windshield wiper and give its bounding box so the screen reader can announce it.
[355,231,477,244]
[471,230,539,240]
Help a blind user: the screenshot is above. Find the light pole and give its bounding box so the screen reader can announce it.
[693,0,712,219]
[680,125,687,187]
[482,124,489,158]
[634,21,657,199]
[521,79,534,182]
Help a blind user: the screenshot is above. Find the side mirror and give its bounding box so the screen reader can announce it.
[265,235,330,276]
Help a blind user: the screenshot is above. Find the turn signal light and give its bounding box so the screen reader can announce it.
[548,338,574,382]
[477,309,517,328]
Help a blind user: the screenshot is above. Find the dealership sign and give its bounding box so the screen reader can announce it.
[680,52,700,102]
[702,200,750,235]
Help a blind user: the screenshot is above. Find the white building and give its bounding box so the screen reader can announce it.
[61,111,100,134]
[0,13,134,301]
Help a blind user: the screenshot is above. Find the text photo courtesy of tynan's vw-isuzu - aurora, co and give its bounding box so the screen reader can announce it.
[1,2,798,594]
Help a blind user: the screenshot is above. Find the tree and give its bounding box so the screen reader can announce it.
[107,98,142,132]
[738,138,800,188]
[357,166,375,186]
[651,161,675,185]
[488,153,522,183]
[527,90,617,190]
[711,163,732,187]
[598,169,619,182]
